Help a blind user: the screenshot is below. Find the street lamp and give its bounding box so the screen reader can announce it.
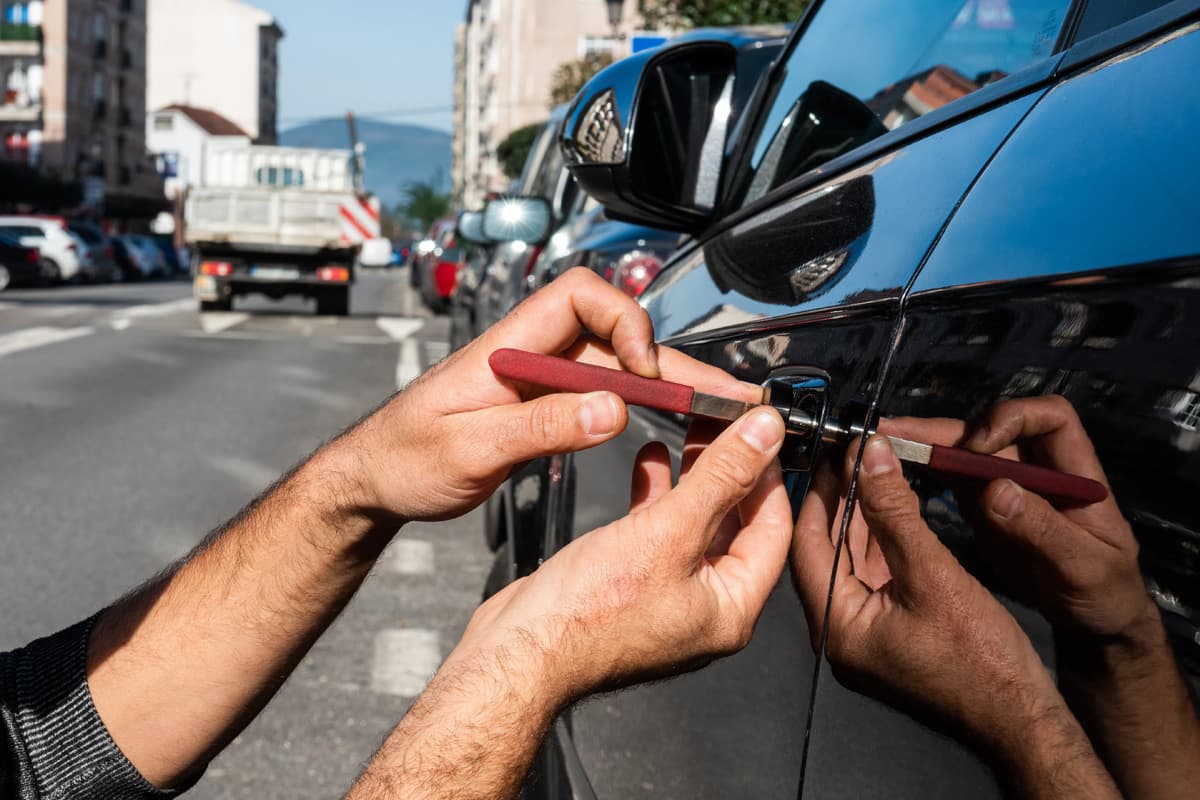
[605,0,623,39]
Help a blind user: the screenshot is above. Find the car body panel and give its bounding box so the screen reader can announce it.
[800,19,1200,798]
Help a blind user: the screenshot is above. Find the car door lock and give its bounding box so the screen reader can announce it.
[763,368,868,472]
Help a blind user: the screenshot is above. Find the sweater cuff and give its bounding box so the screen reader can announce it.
[1,615,187,799]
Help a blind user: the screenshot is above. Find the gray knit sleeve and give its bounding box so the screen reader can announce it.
[0,616,182,799]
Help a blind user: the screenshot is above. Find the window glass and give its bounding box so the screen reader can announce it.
[1073,0,1171,42]
[737,0,1071,205]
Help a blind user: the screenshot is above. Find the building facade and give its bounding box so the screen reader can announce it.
[456,0,647,208]
[1,0,162,202]
[145,0,282,144]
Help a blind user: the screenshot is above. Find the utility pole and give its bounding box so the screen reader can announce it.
[345,111,365,193]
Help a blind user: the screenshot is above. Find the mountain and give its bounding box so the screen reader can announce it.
[280,118,452,208]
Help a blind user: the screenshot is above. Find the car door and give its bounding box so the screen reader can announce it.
[800,6,1200,799]
[533,1,1091,796]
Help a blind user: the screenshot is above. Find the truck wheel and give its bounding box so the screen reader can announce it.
[316,287,350,317]
[199,296,233,312]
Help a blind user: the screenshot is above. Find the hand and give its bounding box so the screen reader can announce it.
[883,396,1150,640]
[335,267,764,525]
[790,436,1069,754]
[451,407,792,702]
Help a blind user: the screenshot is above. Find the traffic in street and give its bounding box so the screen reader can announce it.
[0,271,489,799]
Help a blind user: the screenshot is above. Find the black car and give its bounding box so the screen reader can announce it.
[485,2,1200,797]
[0,231,44,289]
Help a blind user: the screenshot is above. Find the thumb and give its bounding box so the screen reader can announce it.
[467,391,628,467]
[654,408,785,566]
[856,436,949,601]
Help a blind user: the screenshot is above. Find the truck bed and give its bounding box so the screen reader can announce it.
[186,187,352,250]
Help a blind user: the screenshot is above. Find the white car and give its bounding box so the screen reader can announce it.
[0,216,83,283]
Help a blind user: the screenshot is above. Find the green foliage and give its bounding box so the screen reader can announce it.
[639,0,809,28]
[397,179,452,232]
[496,122,544,180]
[548,52,615,109]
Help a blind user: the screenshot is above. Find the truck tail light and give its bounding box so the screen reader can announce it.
[317,266,350,282]
[199,260,234,277]
[612,251,665,298]
[434,261,458,298]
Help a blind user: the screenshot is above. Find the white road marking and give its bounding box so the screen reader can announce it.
[199,312,249,334]
[372,629,441,697]
[0,326,93,357]
[203,454,280,492]
[396,338,421,388]
[376,317,424,341]
[110,298,195,329]
[181,330,392,344]
[0,301,15,310]
[385,539,435,575]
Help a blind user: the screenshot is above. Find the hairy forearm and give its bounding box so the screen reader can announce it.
[1056,601,1200,799]
[87,441,394,789]
[347,633,563,800]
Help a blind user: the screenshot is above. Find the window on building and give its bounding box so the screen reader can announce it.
[92,73,106,101]
[579,35,621,58]
[154,114,173,131]
[93,11,107,42]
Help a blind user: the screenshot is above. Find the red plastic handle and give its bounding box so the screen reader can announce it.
[927,445,1108,504]
[489,348,696,416]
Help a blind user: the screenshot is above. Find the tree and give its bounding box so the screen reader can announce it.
[496,122,544,180]
[639,0,809,28]
[548,52,614,109]
[397,180,452,232]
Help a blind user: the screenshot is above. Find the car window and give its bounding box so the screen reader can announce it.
[735,0,1072,206]
[0,225,44,238]
[1072,0,1172,43]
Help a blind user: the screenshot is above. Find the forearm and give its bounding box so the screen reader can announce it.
[347,633,563,800]
[87,441,393,789]
[1056,601,1200,799]
[986,699,1120,800]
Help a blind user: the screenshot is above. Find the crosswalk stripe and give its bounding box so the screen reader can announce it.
[199,312,250,334]
[110,298,195,328]
[0,326,93,357]
[396,339,421,388]
[371,629,441,697]
[385,539,435,575]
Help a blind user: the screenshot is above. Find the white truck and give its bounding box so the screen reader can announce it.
[186,145,380,316]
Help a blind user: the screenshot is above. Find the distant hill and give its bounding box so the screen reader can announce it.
[280,118,452,208]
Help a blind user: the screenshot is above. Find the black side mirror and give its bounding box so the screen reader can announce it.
[482,196,553,244]
[561,41,737,234]
[456,210,493,246]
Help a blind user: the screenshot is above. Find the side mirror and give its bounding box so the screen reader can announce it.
[561,40,737,234]
[482,195,554,244]
[456,210,493,246]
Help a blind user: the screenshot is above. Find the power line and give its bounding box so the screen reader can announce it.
[278,100,552,125]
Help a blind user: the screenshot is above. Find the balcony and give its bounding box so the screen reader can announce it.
[118,106,132,127]
[0,22,41,56]
[92,100,107,121]
[93,39,107,60]
[120,48,132,69]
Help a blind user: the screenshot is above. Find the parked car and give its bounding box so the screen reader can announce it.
[448,210,497,351]
[412,217,462,312]
[120,234,169,279]
[111,236,156,281]
[0,231,44,290]
[0,216,83,283]
[148,236,185,275]
[487,5,1200,798]
[66,220,123,283]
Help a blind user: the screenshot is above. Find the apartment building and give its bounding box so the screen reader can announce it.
[145,0,282,143]
[456,0,647,208]
[0,0,162,201]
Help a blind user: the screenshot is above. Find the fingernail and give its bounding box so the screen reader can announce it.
[991,480,1024,520]
[862,436,897,476]
[738,408,783,453]
[580,392,620,435]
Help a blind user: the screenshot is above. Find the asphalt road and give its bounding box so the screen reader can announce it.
[0,272,493,798]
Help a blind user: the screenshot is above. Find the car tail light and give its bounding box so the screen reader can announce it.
[105,245,114,259]
[66,242,77,252]
[611,251,665,298]
[199,260,234,277]
[434,261,458,298]
[317,266,350,282]
[25,249,38,264]
[522,245,545,279]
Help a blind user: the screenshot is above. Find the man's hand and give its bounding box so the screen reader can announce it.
[791,436,1119,798]
[337,267,764,525]
[349,408,793,799]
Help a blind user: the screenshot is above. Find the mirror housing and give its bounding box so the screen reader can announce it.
[456,210,492,246]
[482,195,554,244]
[561,40,738,234]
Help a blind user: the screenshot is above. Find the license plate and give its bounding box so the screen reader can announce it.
[194,275,218,301]
[251,266,300,281]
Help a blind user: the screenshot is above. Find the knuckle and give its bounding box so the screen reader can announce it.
[524,397,576,444]
[704,445,760,496]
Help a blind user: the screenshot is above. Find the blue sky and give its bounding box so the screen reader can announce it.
[250,1,463,133]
